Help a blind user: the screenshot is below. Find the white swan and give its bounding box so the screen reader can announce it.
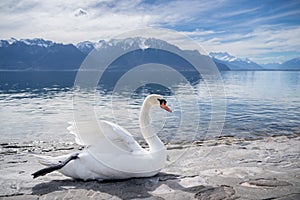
[32,94,172,180]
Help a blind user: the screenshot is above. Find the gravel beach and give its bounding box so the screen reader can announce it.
[0,135,299,200]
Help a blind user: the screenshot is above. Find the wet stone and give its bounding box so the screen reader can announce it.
[241,178,292,188]
[273,193,300,200]
[2,144,34,149]
[2,194,39,200]
[194,185,235,200]
[157,173,180,181]
[0,149,18,154]
[54,146,74,151]
[42,148,52,152]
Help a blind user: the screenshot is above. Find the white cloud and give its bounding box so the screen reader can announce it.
[195,26,300,63]
[0,0,157,43]
[0,0,222,43]
[0,0,299,63]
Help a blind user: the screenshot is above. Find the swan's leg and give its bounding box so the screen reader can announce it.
[32,153,79,179]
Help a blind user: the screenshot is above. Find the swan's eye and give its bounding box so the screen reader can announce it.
[157,98,167,105]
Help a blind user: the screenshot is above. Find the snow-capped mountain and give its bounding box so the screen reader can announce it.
[209,52,263,70]
[1,38,54,47]
[76,41,95,54]
[76,37,180,54]
[81,37,230,72]
[209,52,238,62]
[0,40,9,47]
[0,37,187,70]
[1,37,229,72]
[1,37,298,71]
[19,38,54,47]
[0,38,85,70]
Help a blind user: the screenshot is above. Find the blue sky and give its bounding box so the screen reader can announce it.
[0,0,299,64]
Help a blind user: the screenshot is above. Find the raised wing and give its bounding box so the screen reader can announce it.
[99,120,145,153]
[67,121,85,145]
[67,120,144,154]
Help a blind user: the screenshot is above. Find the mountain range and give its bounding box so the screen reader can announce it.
[260,58,300,70]
[0,38,299,71]
[0,38,85,70]
[209,52,263,70]
[209,52,300,71]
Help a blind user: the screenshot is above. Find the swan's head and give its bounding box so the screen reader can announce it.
[146,94,172,113]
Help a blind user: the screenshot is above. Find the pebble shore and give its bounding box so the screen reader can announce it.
[0,135,299,199]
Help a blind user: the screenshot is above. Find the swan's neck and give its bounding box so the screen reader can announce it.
[139,100,165,153]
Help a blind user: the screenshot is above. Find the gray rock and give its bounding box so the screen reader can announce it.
[241,178,292,188]
[194,185,235,200]
[273,193,300,200]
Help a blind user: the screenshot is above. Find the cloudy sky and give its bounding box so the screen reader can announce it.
[0,0,299,64]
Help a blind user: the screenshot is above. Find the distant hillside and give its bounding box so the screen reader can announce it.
[209,52,263,70]
[0,38,85,70]
[213,61,231,71]
[2,38,299,71]
[261,58,300,70]
[261,63,282,70]
[0,38,300,71]
[0,38,230,71]
[280,58,300,70]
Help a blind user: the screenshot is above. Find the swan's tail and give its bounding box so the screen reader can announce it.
[33,154,60,166]
[32,153,79,179]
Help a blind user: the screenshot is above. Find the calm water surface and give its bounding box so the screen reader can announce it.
[0,71,299,143]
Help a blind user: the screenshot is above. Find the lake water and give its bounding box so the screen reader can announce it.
[0,71,299,144]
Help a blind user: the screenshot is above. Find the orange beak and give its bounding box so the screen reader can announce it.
[160,101,172,112]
